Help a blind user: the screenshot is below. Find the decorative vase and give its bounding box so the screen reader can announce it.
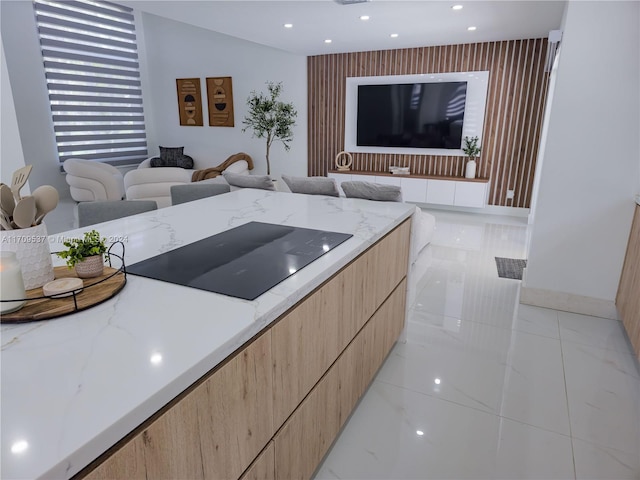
[0,222,54,290]
[465,159,477,179]
[74,255,104,279]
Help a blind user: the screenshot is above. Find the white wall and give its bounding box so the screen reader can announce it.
[139,12,307,178]
[522,1,640,314]
[1,1,67,196]
[0,1,307,203]
[1,37,29,194]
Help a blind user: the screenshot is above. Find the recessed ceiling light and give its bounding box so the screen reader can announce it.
[324,39,332,44]
[390,33,399,38]
[284,23,293,29]
[467,26,477,31]
[452,5,463,10]
[360,15,370,20]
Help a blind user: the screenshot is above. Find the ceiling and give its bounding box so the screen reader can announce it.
[121,0,566,56]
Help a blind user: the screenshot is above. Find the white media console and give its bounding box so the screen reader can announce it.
[328,170,489,208]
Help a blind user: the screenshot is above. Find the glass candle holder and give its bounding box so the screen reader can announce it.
[0,251,27,314]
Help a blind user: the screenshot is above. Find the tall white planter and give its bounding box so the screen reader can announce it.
[465,159,477,179]
[0,223,54,289]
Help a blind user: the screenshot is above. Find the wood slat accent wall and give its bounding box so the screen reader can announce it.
[307,39,549,208]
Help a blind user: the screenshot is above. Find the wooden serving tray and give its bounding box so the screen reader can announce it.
[0,266,126,323]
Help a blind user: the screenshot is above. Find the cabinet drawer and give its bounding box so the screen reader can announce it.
[274,280,407,480]
[240,442,275,480]
[82,333,274,480]
[271,219,411,429]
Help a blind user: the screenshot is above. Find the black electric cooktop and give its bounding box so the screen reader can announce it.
[127,222,352,300]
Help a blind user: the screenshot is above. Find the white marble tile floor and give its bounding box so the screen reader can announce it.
[315,209,640,480]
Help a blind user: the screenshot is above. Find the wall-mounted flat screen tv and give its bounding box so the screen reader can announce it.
[357,82,468,150]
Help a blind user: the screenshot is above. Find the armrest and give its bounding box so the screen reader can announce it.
[63,159,124,200]
[124,167,193,189]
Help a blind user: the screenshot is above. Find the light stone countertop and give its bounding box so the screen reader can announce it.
[0,189,415,480]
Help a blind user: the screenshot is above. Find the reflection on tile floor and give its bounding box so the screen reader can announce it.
[315,210,640,480]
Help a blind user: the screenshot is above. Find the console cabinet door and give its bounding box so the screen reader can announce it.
[426,179,456,204]
[82,332,274,480]
[374,175,401,187]
[401,177,427,203]
[454,181,487,207]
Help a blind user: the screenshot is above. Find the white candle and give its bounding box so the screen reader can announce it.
[0,251,27,314]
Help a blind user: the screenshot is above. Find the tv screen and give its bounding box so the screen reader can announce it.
[357,82,467,149]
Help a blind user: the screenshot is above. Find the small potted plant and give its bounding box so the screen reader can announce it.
[57,229,107,278]
[462,136,481,179]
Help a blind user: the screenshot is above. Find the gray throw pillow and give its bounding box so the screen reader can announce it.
[281,175,339,197]
[223,172,275,191]
[341,181,403,202]
[150,146,194,169]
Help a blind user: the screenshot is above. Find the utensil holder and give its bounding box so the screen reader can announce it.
[0,223,54,289]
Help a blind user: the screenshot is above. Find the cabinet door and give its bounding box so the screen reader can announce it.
[401,177,427,203]
[373,175,401,187]
[616,205,640,360]
[240,442,275,480]
[426,179,455,205]
[82,332,274,480]
[454,181,487,207]
[271,219,411,430]
[274,281,407,480]
[83,436,147,480]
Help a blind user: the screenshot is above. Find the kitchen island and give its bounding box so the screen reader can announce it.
[1,189,414,480]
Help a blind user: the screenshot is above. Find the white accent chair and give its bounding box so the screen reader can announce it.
[124,153,253,208]
[63,158,125,202]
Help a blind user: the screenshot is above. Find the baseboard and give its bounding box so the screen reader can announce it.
[520,286,619,320]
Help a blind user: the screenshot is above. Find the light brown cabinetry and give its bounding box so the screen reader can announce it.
[274,280,407,480]
[83,332,273,480]
[617,204,640,360]
[79,218,411,480]
[239,442,275,480]
[271,219,410,429]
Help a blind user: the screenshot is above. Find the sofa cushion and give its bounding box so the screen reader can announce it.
[223,172,275,191]
[282,175,339,197]
[341,181,403,202]
[150,146,194,169]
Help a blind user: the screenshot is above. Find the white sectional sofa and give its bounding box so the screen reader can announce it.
[124,153,253,208]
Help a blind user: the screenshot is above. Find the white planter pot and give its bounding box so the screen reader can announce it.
[74,255,104,279]
[0,223,54,289]
[465,159,477,179]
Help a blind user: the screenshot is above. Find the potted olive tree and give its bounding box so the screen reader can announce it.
[242,81,297,176]
[462,136,481,179]
[57,229,107,278]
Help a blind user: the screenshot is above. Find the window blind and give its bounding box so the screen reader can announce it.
[34,0,148,166]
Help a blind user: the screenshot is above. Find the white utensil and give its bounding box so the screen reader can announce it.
[32,185,59,224]
[12,195,36,229]
[0,210,12,230]
[0,184,16,218]
[10,165,33,202]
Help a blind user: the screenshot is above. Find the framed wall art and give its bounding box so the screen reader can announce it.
[206,77,234,127]
[176,78,203,126]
